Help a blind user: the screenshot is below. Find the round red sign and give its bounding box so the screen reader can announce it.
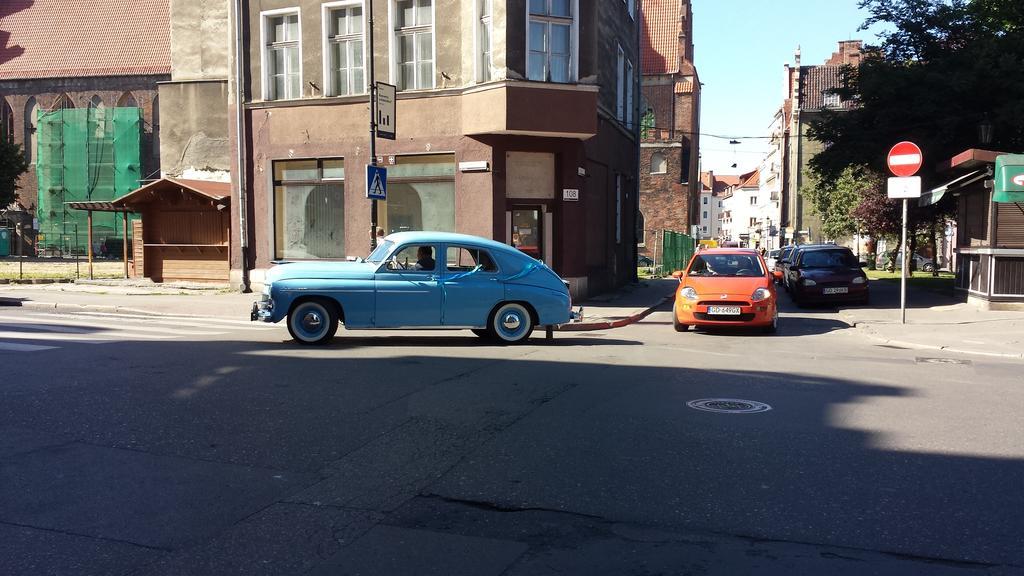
[887,141,923,177]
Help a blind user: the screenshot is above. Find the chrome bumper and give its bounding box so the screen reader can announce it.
[570,306,584,322]
[251,299,274,322]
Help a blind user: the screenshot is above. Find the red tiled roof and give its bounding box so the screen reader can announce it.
[800,65,858,112]
[640,0,679,75]
[0,0,170,80]
[740,170,759,188]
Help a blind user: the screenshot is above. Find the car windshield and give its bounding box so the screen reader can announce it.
[800,249,858,268]
[366,239,395,263]
[687,254,764,277]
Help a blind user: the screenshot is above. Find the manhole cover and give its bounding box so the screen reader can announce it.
[687,398,772,414]
[916,357,972,365]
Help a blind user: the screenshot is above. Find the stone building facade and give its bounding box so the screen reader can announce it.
[234,0,641,297]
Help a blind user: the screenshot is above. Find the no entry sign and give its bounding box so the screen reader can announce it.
[887,141,923,177]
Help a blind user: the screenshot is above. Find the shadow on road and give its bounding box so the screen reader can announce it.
[0,333,1021,575]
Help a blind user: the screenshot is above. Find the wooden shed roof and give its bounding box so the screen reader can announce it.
[113,178,231,207]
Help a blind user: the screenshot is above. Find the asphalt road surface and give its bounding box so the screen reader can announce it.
[0,296,1021,576]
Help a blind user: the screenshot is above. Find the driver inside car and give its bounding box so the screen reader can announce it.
[414,245,436,271]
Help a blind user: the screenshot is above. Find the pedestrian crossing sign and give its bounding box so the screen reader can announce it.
[366,165,387,200]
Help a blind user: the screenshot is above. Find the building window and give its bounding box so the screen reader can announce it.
[616,45,624,121]
[640,108,654,139]
[326,2,365,96]
[379,154,455,234]
[54,93,74,109]
[263,10,301,100]
[625,58,633,128]
[750,196,757,205]
[273,158,345,259]
[24,97,38,163]
[823,91,841,108]
[702,196,708,205]
[749,217,757,227]
[703,210,708,220]
[478,0,492,82]
[1,99,12,144]
[702,225,707,233]
[527,0,574,83]
[88,95,104,110]
[394,0,434,90]
[636,210,645,247]
[117,92,138,107]
[650,152,666,174]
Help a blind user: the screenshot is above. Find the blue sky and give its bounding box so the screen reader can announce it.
[692,0,881,176]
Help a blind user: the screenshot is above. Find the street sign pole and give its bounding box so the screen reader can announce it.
[368,0,378,252]
[886,141,923,326]
[901,198,907,324]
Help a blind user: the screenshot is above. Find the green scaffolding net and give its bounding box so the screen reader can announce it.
[35,107,141,256]
[660,230,696,275]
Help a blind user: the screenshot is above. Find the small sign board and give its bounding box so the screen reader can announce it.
[375,82,396,140]
[562,188,580,201]
[366,165,387,200]
[887,176,922,199]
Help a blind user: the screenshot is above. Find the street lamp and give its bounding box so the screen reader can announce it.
[978,116,994,146]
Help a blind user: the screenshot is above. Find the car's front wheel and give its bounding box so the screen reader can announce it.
[287,299,338,345]
[922,262,936,272]
[489,303,534,344]
[762,308,778,334]
[672,309,689,332]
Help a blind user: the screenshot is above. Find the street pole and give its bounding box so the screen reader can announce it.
[368,0,378,252]
[900,198,907,324]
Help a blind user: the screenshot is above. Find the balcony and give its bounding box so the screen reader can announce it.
[463,81,599,140]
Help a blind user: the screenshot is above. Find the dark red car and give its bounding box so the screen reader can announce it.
[788,246,869,306]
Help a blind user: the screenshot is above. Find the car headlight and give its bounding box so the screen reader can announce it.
[802,278,817,286]
[852,276,867,284]
[679,286,699,301]
[751,287,771,302]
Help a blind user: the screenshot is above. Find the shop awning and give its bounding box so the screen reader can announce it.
[918,169,990,207]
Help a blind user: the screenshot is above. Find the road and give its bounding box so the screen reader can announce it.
[0,294,1022,575]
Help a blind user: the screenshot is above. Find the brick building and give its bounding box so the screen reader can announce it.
[0,0,170,255]
[637,0,700,255]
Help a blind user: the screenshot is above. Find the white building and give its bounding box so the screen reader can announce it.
[697,173,722,240]
[719,170,760,247]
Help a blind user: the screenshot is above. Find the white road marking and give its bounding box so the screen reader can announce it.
[0,330,175,343]
[0,342,59,352]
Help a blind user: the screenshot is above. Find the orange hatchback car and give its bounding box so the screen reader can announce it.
[672,248,780,334]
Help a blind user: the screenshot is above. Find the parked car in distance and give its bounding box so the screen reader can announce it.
[638,255,654,267]
[672,248,780,334]
[787,246,869,306]
[885,251,937,272]
[252,231,581,345]
[775,246,796,289]
[765,249,781,270]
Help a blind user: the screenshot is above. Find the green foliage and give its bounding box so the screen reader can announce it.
[0,139,28,208]
[809,0,1024,188]
[803,165,874,240]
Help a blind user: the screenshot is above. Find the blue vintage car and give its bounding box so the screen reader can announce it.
[252,231,582,344]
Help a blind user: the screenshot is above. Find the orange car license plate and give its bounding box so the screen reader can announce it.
[707,306,741,315]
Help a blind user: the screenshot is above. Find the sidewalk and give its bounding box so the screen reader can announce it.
[0,277,681,329]
[838,280,1024,359]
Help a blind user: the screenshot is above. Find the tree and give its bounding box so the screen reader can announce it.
[809,0,1024,189]
[0,139,28,208]
[803,165,875,241]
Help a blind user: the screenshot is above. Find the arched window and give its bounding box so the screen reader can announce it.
[650,152,667,174]
[53,93,74,109]
[636,210,646,247]
[89,95,104,109]
[117,92,138,108]
[1,98,13,144]
[24,97,38,164]
[152,94,160,161]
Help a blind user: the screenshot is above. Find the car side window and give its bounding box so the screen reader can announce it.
[446,246,498,273]
[386,244,437,272]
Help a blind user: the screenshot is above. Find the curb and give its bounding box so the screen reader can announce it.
[556,294,673,332]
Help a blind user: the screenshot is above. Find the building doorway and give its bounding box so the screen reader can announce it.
[511,207,543,260]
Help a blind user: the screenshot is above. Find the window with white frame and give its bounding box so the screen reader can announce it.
[478,0,492,82]
[702,196,708,205]
[649,152,666,174]
[264,11,301,100]
[615,45,624,121]
[528,0,574,83]
[326,3,365,96]
[394,0,434,90]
